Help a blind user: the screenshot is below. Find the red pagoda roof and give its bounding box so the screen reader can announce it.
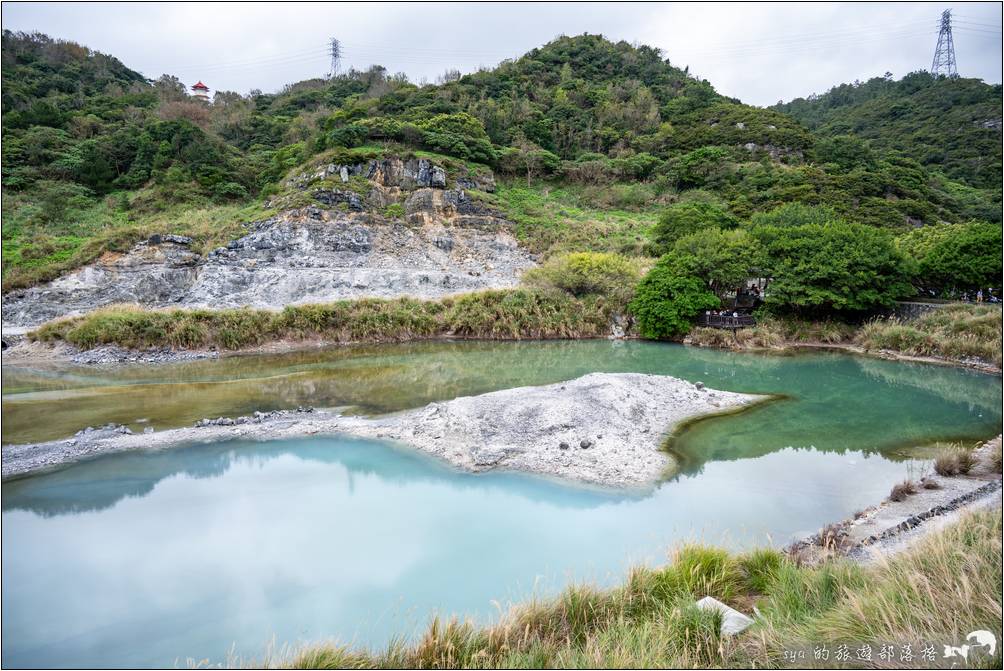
[191,81,209,90]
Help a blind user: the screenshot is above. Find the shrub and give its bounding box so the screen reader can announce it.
[629,258,720,339]
[326,123,369,148]
[667,146,734,189]
[522,252,640,305]
[748,202,841,228]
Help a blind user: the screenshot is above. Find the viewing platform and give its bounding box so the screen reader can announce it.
[697,313,756,329]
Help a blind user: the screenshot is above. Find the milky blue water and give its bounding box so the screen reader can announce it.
[2,341,1000,667]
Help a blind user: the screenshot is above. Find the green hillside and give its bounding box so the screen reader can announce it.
[774,71,1003,190]
[2,31,1001,307]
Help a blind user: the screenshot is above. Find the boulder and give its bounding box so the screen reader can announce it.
[695,596,754,636]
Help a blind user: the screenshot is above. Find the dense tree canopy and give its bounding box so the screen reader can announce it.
[913,223,1002,294]
[753,221,914,313]
[774,71,1003,190]
[648,201,737,254]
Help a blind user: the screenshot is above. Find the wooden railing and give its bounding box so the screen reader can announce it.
[697,313,756,329]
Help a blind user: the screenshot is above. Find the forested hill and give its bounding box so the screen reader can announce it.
[773,72,1003,189]
[2,30,1001,296]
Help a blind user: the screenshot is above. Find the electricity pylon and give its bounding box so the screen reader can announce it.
[931,9,958,77]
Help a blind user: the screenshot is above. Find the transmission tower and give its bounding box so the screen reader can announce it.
[328,38,342,78]
[931,9,958,77]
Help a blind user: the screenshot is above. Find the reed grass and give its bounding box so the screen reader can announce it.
[856,304,1002,366]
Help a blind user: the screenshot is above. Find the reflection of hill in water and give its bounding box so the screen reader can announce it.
[5,341,1000,490]
[854,356,1002,413]
[5,341,660,444]
[666,354,1001,476]
[1,436,644,517]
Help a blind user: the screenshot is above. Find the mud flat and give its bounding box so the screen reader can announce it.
[1,372,763,487]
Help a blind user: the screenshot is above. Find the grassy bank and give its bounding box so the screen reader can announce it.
[687,315,857,351]
[276,508,1001,669]
[29,289,617,351]
[687,305,1002,369]
[855,304,1003,368]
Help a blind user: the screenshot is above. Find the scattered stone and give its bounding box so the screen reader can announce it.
[148,234,193,246]
[559,442,570,450]
[69,345,219,365]
[695,596,754,636]
[580,439,593,449]
[695,381,705,390]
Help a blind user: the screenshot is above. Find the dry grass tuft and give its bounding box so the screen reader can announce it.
[934,446,979,477]
[887,480,917,502]
[855,305,1002,367]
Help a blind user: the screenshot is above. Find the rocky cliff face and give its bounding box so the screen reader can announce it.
[2,159,534,329]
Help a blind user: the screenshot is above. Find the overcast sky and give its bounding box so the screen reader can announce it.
[3,2,1001,105]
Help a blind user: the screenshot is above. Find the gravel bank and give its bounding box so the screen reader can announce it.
[1,372,764,487]
[789,435,1003,563]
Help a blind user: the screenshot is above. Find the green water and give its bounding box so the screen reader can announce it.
[1,341,1001,667]
[3,341,1000,463]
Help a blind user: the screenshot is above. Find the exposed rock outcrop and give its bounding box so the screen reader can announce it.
[2,160,533,329]
[285,157,494,192]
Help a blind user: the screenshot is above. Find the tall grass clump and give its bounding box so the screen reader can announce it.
[934,445,979,476]
[888,479,917,502]
[790,509,1002,652]
[29,289,616,351]
[856,304,1002,366]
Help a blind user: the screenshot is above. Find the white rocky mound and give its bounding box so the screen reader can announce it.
[350,372,760,486]
[2,373,763,487]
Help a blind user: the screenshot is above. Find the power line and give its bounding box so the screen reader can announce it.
[687,28,937,61]
[952,26,1004,37]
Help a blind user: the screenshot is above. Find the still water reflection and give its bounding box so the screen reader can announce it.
[2,341,1001,667]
